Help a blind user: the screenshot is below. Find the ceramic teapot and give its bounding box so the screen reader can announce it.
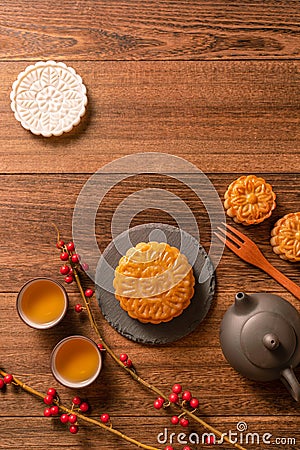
[220,292,300,401]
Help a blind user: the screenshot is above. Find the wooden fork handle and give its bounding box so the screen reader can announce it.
[262,261,300,301]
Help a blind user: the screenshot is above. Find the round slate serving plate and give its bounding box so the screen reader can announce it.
[95,223,215,345]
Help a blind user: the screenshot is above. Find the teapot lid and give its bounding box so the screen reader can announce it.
[241,312,296,369]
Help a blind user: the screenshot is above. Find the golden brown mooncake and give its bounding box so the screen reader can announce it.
[224,175,276,226]
[113,242,195,324]
[270,212,300,262]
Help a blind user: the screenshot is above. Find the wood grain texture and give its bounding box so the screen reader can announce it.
[1,416,299,450]
[1,0,300,449]
[1,171,300,448]
[1,61,300,173]
[0,173,299,292]
[1,1,300,61]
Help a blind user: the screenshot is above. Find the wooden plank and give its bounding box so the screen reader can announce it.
[0,173,299,292]
[1,61,300,173]
[2,287,300,414]
[2,2,300,449]
[1,1,300,61]
[0,416,299,449]
[1,170,299,439]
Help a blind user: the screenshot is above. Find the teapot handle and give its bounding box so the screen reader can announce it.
[280,367,300,402]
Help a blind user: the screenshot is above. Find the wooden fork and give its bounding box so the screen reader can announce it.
[215,222,300,301]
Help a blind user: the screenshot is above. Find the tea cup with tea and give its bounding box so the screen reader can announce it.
[16,277,68,329]
[50,335,102,388]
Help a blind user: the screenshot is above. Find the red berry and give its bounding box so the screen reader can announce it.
[165,447,174,450]
[84,288,94,298]
[79,402,89,412]
[189,397,199,408]
[183,447,191,450]
[71,254,80,264]
[60,252,69,261]
[3,374,13,384]
[0,379,4,389]
[81,262,89,271]
[56,240,65,249]
[69,414,77,424]
[69,424,79,434]
[125,359,132,368]
[50,405,59,416]
[100,413,110,423]
[47,388,57,397]
[182,390,192,401]
[119,353,128,362]
[172,383,182,394]
[154,399,164,409]
[171,415,179,425]
[72,396,81,406]
[67,242,75,252]
[43,394,54,405]
[75,304,83,313]
[180,417,189,427]
[69,268,74,275]
[44,408,52,417]
[60,414,69,424]
[169,393,179,403]
[60,265,70,275]
[65,275,74,284]
[97,343,104,350]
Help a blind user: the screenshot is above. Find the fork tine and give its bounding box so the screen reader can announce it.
[217,226,242,247]
[214,232,240,255]
[217,227,300,301]
[222,222,248,242]
[214,231,226,244]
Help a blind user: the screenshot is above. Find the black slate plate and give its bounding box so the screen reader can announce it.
[95,223,215,345]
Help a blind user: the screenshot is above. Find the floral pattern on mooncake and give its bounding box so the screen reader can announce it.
[224,175,276,225]
[10,61,87,137]
[270,212,300,262]
[113,242,195,324]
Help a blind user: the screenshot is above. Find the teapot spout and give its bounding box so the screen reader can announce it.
[281,367,300,402]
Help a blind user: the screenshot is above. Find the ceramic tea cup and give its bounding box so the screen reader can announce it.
[16,278,68,329]
[50,335,102,388]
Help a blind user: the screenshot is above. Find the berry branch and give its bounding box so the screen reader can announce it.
[54,226,166,400]
[0,368,160,450]
[54,228,246,450]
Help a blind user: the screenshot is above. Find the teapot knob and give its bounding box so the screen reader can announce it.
[234,292,249,310]
[263,333,280,350]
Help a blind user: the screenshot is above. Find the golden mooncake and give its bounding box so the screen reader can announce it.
[224,175,276,225]
[113,242,195,324]
[270,212,300,262]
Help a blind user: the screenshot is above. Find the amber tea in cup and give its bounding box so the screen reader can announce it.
[17,278,68,329]
[51,335,102,388]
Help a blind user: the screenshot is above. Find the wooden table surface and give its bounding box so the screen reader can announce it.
[1,1,300,449]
